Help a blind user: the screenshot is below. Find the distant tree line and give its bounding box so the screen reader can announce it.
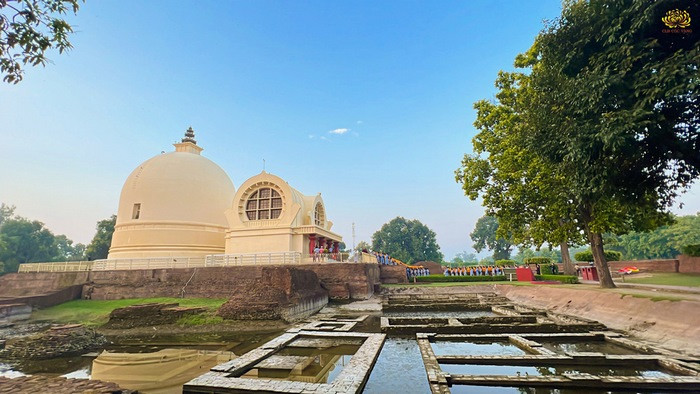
[461,213,700,266]
[0,203,116,274]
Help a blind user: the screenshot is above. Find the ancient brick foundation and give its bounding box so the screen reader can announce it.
[379,265,408,284]
[414,260,444,274]
[0,263,380,305]
[217,267,328,322]
[678,254,700,274]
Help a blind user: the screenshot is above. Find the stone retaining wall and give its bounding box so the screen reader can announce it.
[1,263,380,303]
[0,271,89,296]
[557,255,700,274]
[379,265,408,284]
[678,254,700,274]
[0,304,31,323]
[607,259,679,273]
[0,285,83,308]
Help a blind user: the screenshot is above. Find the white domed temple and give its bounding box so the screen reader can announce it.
[107,127,342,264]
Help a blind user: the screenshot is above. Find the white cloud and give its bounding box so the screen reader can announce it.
[308,134,315,139]
[320,136,329,141]
[356,120,363,124]
[329,128,349,135]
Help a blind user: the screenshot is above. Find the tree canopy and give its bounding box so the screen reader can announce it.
[605,214,700,260]
[0,203,117,273]
[371,217,443,264]
[85,215,116,260]
[0,204,86,273]
[0,0,82,83]
[451,251,479,266]
[470,215,513,261]
[456,0,699,288]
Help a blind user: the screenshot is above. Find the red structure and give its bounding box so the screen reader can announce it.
[581,266,599,281]
[516,267,535,282]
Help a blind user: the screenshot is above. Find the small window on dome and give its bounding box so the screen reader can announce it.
[245,187,282,221]
[132,203,141,219]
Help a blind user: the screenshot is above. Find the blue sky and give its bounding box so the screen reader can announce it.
[1,1,698,259]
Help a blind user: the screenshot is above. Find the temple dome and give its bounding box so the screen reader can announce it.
[108,128,235,258]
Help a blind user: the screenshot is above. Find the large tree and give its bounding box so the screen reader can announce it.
[470,215,513,261]
[0,0,82,83]
[0,218,59,273]
[371,217,443,264]
[85,215,115,260]
[457,0,699,287]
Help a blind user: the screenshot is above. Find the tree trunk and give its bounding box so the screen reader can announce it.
[587,231,616,288]
[560,242,576,276]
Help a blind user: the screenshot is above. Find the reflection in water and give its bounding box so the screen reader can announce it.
[91,348,236,394]
[541,342,643,356]
[0,363,26,378]
[439,364,672,378]
[363,338,431,394]
[432,341,528,356]
[239,344,359,384]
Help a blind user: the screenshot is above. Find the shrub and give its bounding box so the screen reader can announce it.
[523,257,552,265]
[535,274,579,284]
[540,264,558,275]
[495,259,516,266]
[415,275,507,283]
[574,249,622,262]
[681,244,700,257]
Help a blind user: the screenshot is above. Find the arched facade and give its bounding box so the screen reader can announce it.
[224,171,342,255]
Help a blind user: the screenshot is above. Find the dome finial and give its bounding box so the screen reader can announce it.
[182,126,197,144]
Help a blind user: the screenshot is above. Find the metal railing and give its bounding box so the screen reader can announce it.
[303,252,354,263]
[92,257,207,271]
[17,251,373,272]
[17,261,94,273]
[205,252,302,266]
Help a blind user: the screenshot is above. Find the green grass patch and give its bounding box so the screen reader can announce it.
[535,274,579,284]
[30,297,227,326]
[176,312,224,326]
[620,292,686,302]
[622,273,700,288]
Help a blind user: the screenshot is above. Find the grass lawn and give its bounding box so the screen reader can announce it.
[30,297,227,326]
[621,273,700,288]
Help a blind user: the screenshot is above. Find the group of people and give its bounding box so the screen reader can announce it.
[407,267,430,278]
[312,244,339,262]
[443,266,504,276]
[372,251,398,265]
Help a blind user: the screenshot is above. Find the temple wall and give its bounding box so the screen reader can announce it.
[1,263,380,303]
